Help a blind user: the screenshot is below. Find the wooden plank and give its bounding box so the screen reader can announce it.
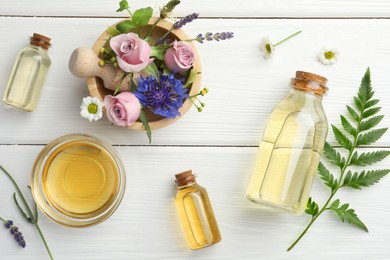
[0,17,389,146]
[2,0,390,17]
[0,145,389,259]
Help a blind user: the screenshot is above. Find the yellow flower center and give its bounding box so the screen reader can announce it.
[88,103,98,114]
[265,43,272,53]
[324,51,335,60]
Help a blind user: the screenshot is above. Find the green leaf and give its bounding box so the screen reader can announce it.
[354,96,364,112]
[356,128,387,146]
[362,107,381,118]
[183,69,199,88]
[151,45,168,60]
[340,115,356,137]
[116,20,136,33]
[360,115,384,131]
[116,0,129,12]
[329,199,340,209]
[129,75,137,92]
[139,110,152,144]
[342,169,390,190]
[318,162,338,191]
[144,62,160,81]
[107,26,121,37]
[323,142,345,169]
[346,105,360,122]
[350,150,390,166]
[132,7,153,27]
[329,201,368,232]
[332,125,353,151]
[357,67,372,105]
[364,99,380,109]
[13,192,30,222]
[305,197,319,217]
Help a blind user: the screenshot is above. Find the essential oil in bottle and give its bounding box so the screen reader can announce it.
[246,71,329,215]
[174,170,222,250]
[42,141,118,216]
[3,33,51,111]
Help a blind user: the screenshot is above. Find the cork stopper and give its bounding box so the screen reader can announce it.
[175,170,197,187]
[290,71,328,96]
[30,33,51,50]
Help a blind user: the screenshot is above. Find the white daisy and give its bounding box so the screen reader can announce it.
[318,47,340,65]
[259,36,275,59]
[80,96,103,122]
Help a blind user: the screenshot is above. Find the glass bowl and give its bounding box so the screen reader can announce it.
[31,133,126,227]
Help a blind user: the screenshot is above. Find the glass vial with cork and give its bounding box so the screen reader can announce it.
[174,170,222,250]
[2,33,52,111]
[246,71,329,215]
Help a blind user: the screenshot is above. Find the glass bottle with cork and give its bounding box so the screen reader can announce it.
[174,170,222,250]
[2,33,51,111]
[246,71,329,215]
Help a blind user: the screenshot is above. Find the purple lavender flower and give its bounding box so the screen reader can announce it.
[4,220,26,248]
[200,31,234,43]
[135,74,188,118]
[156,38,172,45]
[174,13,199,29]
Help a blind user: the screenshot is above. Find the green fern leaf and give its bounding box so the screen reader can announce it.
[357,67,372,105]
[362,107,381,118]
[360,115,384,131]
[329,201,368,232]
[354,96,364,112]
[318,162,338,191]
[340,115,356,136]
[332,125,353,150]
[364,99,379,109]
[356,128,387,146]
[305,197,319,217]
[350,150,390,166]
[346,105,360,122]
[342,169,390,190]
[323,142,345,168]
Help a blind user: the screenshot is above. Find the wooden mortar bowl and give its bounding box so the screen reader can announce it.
[87,17,202,130]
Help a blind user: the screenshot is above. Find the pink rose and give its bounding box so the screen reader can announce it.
[103,92,141,126]
[110,32,153,73]
[164,41,195,73]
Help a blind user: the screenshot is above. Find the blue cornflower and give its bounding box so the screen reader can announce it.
[135,74,189,118]
[3,220,26,248]
[174,13,199,29]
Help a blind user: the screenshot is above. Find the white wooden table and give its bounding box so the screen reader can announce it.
[1,1,390,259]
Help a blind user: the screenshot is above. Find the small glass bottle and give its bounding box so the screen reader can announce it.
[246,71,329,215]
[174,170,222,250]
[3,33,51,111]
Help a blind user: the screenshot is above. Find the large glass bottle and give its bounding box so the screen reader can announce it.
[3,33,51,111]
[175,170,222,250]
[246,71,329,215]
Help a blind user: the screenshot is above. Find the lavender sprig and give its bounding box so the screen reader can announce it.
[196,32,234,43]
[174,13,199,29]
[1,219,26,248]
[0,165,53,259]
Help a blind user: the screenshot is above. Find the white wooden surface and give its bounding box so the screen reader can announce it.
[1,1,390,259]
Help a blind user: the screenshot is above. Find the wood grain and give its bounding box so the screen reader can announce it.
[0,145,389,259]
[0,17,389,146]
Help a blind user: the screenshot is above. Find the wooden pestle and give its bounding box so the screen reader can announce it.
[68,47,130,92]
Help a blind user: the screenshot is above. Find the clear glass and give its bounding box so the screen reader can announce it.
[246,88,328,215]
[3,44,51,111]
[31,133,126,227]
[175,183,222,249]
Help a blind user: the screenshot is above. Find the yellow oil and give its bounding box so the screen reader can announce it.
[42,141,118,216]
[3,45,51,111]
[246,90,328,215]
[175,184,221,250]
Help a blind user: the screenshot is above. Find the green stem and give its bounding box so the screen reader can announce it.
[160,25,175,42]
[0,165,53,260]
[145,18,162,38]
[288,107,364,251]
[0,216,5,222]
[274,30,302,47]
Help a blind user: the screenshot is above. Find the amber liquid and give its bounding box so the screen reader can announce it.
[42,141,118,217]
[175,183,222,250]
[246,90,328,215]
